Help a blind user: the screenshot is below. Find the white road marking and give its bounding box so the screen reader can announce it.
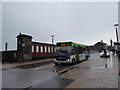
[30,64,54,70]
[107,52,113,69]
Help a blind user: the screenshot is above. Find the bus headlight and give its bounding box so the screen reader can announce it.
[67,59,70,61]
[54,59,57,61]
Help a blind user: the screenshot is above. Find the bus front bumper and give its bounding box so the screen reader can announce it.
[54,59,72,63]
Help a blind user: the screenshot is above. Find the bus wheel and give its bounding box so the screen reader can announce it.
[55,62,59,66]
[71,59,75,65]
[85,56,88,60]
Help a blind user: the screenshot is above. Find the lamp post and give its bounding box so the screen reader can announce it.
[114,24,119,50]
[114,24,120,59]
[51,35,54,44]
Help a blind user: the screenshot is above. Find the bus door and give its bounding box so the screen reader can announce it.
[78,47,84,61]
[74,46,80,62]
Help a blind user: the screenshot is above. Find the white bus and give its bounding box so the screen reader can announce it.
[54,41,90,65]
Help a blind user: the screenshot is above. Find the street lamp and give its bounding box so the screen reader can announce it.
[51,35,54,44]
[114,24,120,59]
[114,24,119,50]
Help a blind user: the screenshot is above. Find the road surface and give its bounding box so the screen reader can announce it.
[2,52,118,88]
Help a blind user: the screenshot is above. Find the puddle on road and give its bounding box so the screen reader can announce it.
[104,53,113,69]
[87,53,113,69]
[30,64,54,70]
[53,70,59,73]
[27,77,74,89]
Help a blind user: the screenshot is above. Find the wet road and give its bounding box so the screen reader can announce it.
[2,61,72,88]
[2,52,117,88]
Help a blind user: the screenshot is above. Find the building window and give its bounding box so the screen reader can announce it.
[32,46,34,53]
[51,47,53,53]
[48,47,50,53]
[41,46,43,53]
[44,46,47,53]
[36,46,39,53]
[54,47,56,53]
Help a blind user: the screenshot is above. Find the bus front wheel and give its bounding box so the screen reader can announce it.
[71,59,75,65]
[55,62,59,65]
[85,56,89,60]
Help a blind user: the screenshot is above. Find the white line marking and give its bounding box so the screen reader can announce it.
[30,64,54,70]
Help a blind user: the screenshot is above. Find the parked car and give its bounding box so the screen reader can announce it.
[100,50,110,58]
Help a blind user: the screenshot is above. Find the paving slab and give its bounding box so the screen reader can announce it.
[60,53,118,88]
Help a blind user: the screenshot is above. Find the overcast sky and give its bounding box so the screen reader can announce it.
[2,2,118,50]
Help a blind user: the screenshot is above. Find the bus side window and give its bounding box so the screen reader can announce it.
[78,47,82,54]
[71,49,74,55]
[75,47,79,54]
[81,48,85,54]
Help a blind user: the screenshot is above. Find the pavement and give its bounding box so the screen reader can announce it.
[59,52,118,88]
[118,59,120,90]
[2,58,54,70]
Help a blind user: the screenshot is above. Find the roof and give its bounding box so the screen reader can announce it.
[32,42,56,46]
[94,42,108,46]
[16,33,33,39]
[56,41,86,47]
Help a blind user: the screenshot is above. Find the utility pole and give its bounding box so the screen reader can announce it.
[114,24,120,59]
[114,24,119,50]
[51,35,54,44]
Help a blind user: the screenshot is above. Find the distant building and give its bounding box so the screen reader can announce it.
[2,50,17,64]
[89,40,108,53]
[16,33,33,62]
[2,33,56,63]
